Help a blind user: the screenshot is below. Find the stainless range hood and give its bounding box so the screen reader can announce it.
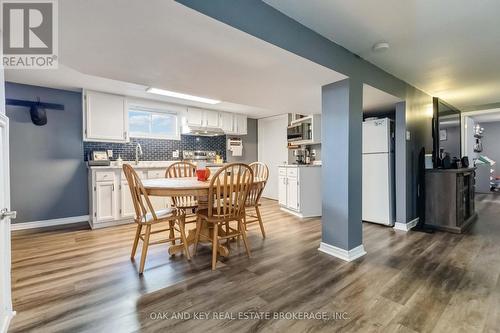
[181,125,225,137]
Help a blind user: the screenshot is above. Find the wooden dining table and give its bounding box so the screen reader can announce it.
[142,176,264,257]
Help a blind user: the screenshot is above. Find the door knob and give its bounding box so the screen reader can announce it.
[0,208,17,220]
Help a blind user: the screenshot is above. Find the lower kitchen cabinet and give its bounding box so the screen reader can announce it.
[88,166,169,229]
[278,165,321,218]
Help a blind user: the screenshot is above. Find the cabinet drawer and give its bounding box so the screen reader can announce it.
[120,170,146,181]
[287,168,298,178]
[147,169,165,179]
[279,168,287,176]
[95,171,115,182]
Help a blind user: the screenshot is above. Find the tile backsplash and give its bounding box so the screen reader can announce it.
[83,135,227,161]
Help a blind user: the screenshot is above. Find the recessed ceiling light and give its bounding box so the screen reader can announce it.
[146,87,221,104]
[372,42,390,53]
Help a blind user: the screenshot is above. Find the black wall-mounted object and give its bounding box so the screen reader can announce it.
[432,97,462,168]
[5,98,64,126]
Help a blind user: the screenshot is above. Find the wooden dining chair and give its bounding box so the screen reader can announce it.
[244,162,269,238]
[123,164,191,274]
[165,161,199,223]
[193,163,254,270]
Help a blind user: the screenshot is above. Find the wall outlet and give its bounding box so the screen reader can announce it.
[172,150,179,158]
[107,149,113,158]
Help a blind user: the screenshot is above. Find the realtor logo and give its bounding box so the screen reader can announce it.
[1,0,58,68]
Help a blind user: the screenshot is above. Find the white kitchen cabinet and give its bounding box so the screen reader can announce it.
[278,174,288,207]
[186,108,204,126]
[234,114,247,135]
[95,180,117,223]
[219,112,234,132]
[278,166,321,218]
[89,167,169,229]
[83,90,128,143]
[120,181,135,219]
[204,110,220,128]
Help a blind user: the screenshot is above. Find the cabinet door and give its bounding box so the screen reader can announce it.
[120,181,135,219]
[278,176,288,206]
[85,91,127,142]
[287,177,299,211]
[95,181,116,222]
[219,112,234,133]
[186,108,203,126]
[234,114,247,135]
[204,110,220,128]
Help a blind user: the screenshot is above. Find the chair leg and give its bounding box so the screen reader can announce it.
[255,206,266,239]
[239,218,251,258]
[139,225,151,274]
[178,216,191,260]
[131,224,142,259]
[193,216,202,256]
[169,220,176,246]
[211,223,219,270]
[243,210,248,231]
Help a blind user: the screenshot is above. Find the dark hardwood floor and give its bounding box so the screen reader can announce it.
[8,195,500,333]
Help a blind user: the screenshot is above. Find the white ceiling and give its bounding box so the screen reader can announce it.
[264,0,500,109]
[5,0,401,118]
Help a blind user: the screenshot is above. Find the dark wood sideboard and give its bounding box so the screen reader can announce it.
[425,168,477,233]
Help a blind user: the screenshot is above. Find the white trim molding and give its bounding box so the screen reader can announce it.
[11,215,89,231]
[1,311,16,333]
[318,243,366,262]
[393,217,419,232]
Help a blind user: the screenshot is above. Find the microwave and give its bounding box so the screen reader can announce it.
[287,122,311,143]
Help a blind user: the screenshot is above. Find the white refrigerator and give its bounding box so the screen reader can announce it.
[362,118,394,226]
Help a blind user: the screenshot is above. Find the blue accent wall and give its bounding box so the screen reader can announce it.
[5,82,88,224]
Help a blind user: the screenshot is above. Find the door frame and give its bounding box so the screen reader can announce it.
[0,113,15,333]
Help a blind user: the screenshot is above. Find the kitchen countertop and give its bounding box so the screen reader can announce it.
[279,164,322,168]
[88,161,228,170]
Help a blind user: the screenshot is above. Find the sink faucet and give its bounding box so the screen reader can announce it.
[135,143,143,165]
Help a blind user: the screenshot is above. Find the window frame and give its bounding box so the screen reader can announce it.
[128,104,181,140]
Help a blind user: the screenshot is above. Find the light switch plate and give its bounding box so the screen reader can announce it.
[406,131,411,141]
[107,150,113,158]
[172,150,179,158]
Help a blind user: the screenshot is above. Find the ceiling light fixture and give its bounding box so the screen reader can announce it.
[146,87,221,104]
[372,41,390,53]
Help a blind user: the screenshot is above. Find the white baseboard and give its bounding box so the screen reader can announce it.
[318,242,366,262]
[11,215,89,231]
[393,217,419,232]
[1,311,16,333]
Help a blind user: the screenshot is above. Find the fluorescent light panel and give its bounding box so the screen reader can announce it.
[146,87,221,104]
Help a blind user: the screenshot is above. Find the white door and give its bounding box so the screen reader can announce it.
[85,91,127,142]
[0,113,15,332]
[219,112,234,133]
[362,153,392,225]
[234,114,247,135]
[95,181,116,222]
[120,181,135,218]
[278,175,287,206]
[287,177,299,211]
[204,110,219,128]
[186,108,203,126]
[258,115,289,200]
[363,118,390,153]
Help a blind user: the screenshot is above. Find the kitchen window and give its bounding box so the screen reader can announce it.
[128,105,180,140]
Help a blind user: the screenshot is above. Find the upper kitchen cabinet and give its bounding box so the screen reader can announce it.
[221,112,247,135]
[186,108,220,128]
[83,90,129,143]
[219,112,234,132]
[185,108,203,126]
[234,114,247,135]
